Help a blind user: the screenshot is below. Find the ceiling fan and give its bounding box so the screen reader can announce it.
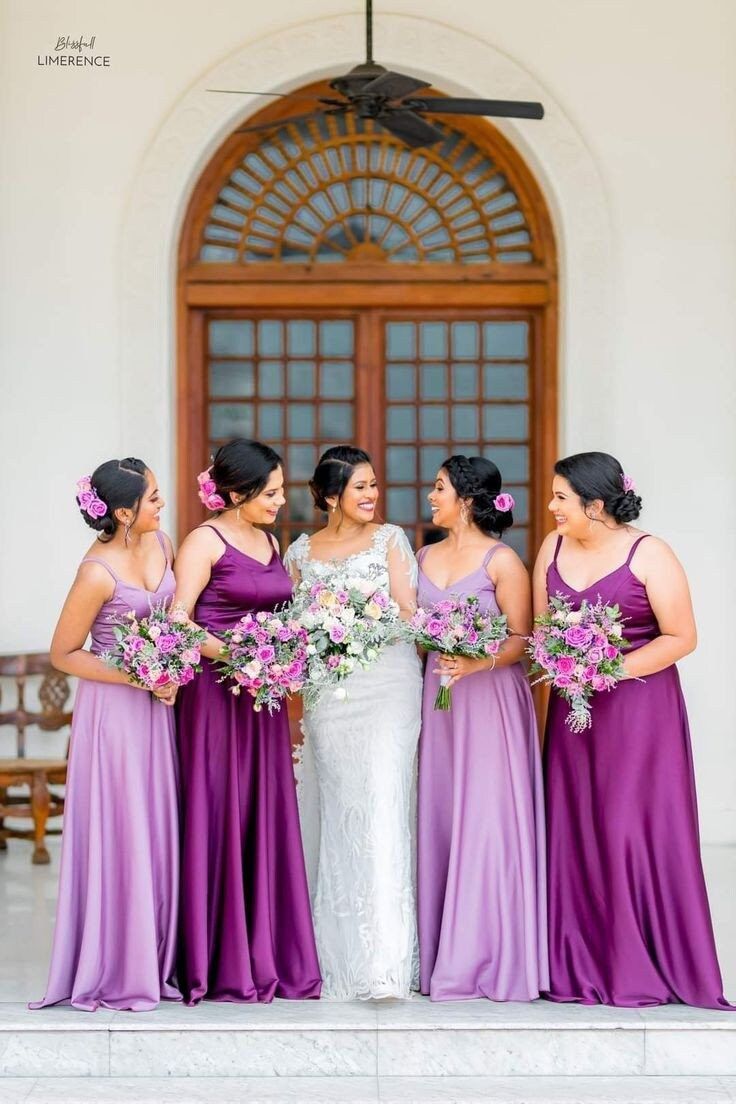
[209,1,544,149]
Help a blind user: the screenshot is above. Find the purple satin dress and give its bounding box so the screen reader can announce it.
[545,534,731,1009]
[417,544,548,1001]
[175,526,321,1004]
[31,531,180,1011]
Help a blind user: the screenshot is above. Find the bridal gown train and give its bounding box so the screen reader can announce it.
[285,524,423,1000]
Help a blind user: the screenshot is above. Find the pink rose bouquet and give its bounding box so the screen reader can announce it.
[409,596,508,710]
[526,593,629,732]
[217,609,309,713]
[101,601,206,691]
[290,570,404,709]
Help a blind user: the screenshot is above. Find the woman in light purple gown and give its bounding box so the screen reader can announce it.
[417,455,548,1001]
[174,439,320,1004]
[31,459,180,1012]
[535,451,731,1008]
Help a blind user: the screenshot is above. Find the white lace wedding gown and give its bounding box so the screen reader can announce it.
[284,524,422,1000]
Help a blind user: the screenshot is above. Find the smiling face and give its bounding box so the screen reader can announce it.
[548,474,602,538]
[119,469,164,535]
[238,465,286,526]
[329,463,378,525]
[427,468,466,529]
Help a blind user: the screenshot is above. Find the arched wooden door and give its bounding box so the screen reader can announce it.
[177,82,557,561]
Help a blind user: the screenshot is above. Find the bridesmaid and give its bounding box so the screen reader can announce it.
[535,451,731,1008]
[174,438,321,1004]
[32,459,180,1011]
[417,455,548,1001]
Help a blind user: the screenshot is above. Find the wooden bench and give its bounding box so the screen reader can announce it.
[0,653,72,864]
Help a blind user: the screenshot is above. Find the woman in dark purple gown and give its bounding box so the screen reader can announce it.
[174,439,321,1004]
[534,451,731,1009]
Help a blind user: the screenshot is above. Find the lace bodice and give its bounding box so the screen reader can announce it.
[284,524,418,592]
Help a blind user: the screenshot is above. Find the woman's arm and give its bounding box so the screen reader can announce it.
[173,529,226,660]
[387,529,418,619]
[622,538,697,678]
[50,563,144,687]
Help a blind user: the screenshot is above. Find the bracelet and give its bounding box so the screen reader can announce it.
[488,654,497,672]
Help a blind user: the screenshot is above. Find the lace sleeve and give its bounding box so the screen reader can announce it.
[385,525,418,614]
[283,533,307,584]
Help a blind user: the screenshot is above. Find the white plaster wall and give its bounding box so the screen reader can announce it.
[1,0,734,841]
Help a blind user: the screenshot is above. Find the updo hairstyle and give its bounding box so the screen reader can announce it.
[554,452,642,523]
[442,455,513,536]
[308,446,372,512]
[209,439,282,508]
[80,458,148,542]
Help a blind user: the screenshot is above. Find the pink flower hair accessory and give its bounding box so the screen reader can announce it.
[622,474,636,493]
[197,468,226,512]
[76,475,108,519]
[493,493,515,512]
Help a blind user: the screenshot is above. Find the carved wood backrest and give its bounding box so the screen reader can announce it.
[0,653,73,759]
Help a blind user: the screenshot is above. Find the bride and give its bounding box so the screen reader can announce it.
[285,446,422,1000]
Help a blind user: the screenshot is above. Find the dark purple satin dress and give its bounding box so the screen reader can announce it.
[176,526,321,1003]
[544,534,730,1009]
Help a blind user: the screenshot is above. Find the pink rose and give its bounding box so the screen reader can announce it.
[178,666,195,685]
[200,479,217,496]
[256,645,276,664]
[582,664,598,682]
[77,490,95,509]
[555,655,576,676]
[554,675,573,688]
[588,647,603,664]
[181,648,199,665]
[604,644,619,660]
[493,493,515,512]
[87,497,107,518]
[564,625,593,648]
[591,674,608,692]
[157,634,178,654]
[328,624,347,644]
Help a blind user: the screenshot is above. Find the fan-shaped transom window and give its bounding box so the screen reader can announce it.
[199,114,536,266]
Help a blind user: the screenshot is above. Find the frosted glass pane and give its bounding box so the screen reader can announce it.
[209,361,254,398]
[483,445,528,482]
[387,487,417,523]
[387,364,415,400]
[420,406,449,439]
[420,446,448,482]
[289,484,314,523]
[321,361,354,398]
[419,322,448,359]
[209,321,254,357]
[320,321,353,356]
[503,526,528,560]
[288,445,317,480]
[288,404,316,438]
[452,363,478,398]
[258,361,284,398]
[387,446,417,481]
[420,364,447,400]
[258,403,283,438]
[288,361,316,398]
[320,403,353,437]
[258,320,283,355]
[452,406,479,442]
[482,404,528,440]
[506,485,528,523]
[209,403,255,439]
[483,322,528,358]
[386,323,415,359]
[287,320,316,356]
[387,407,417,441]
[451,322,479,359]
[483,363,528,399]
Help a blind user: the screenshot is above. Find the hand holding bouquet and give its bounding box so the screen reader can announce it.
[217,610,308,713]
[526,593,629,732]
[102,601,205,696]
[409,596,508,710]
[291,572,404,709]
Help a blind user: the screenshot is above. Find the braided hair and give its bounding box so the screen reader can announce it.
[442,455,513,536]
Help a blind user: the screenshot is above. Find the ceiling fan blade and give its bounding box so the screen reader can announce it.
[374,109,446,149]
[413,97,544,120]
[233,109,339,136]
[360,71,431,102]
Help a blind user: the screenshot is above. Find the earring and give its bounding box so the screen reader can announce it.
[124,520,131,544]
[331,504,337,513]
[236,505,242,523]
[460,503,470,525]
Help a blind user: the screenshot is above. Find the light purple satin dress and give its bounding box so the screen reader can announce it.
[31,532,180,1011]
[417,544,548,1001]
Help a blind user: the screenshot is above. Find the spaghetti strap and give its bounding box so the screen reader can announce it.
[482,544,505,570]
[155,529,170,563]
[552,535,563,562]
[417,545,430,566]
[200,524,228,547]
[625,534,649,566]
[81,556,119,583]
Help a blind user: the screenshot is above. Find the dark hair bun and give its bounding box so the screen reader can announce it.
[309,446,372,513]
[78,458,148,542]
[442,454,513,536]
[209,439,282,507]
[554,452,642,522]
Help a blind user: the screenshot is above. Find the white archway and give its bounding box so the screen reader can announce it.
[119,12,613,529]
